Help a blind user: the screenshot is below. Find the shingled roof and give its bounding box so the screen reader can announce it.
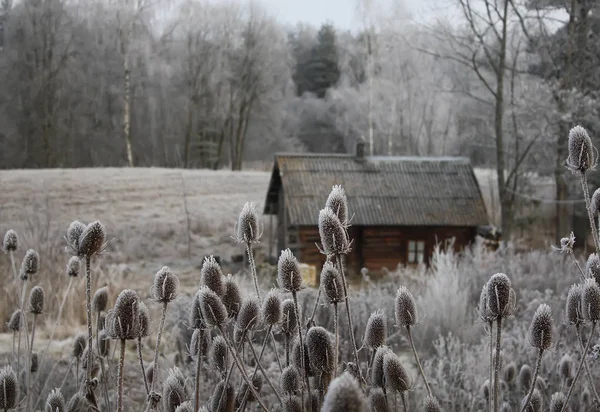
[264,153,489,227]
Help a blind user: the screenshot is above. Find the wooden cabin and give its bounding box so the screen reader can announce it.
[263,143,489,275]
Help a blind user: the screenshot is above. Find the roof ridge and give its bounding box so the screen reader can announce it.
[274,152,471,162]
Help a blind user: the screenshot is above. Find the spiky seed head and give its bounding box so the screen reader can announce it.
[190,328,210,359]
[29,286,45,314]
[65,392,89,411]
[151,266,179,304]
[306,326,335,373]
[189,291,205,329]
[592,188,600,218]
[162,371,187,412]
[582,278,600,322]
[92,286,109,313]
[480,379,490,400]
[66,256,80,278]
[364,310,387,349]
[72,333,86,359]
[320,261,345,304]
[236,202,260,243]
[238,373,263,404]
[237,297,261,332]
[504,362,517,383]
[210,335,229,375]
[395,286,417,328]
[109,289,140,340]
[233,326,244,346]
[209,380,236,412]
[7,309,21,332]
[558,353,572,380]
[318,207,350,256]
[98,330,110,358]
[518,364,532,392]
[566,284,584,325]
[521,388,542,412]
[45,388,65,412]
[326,185,349,225]
[567,125,595,172]
[372,346,391,388]
[291,338,312,377]
[486,273,512,319]
[201,256,225,298]
[528,303,554,350]
[262,289,282,325]
[30,352,39,373]
[20,249,39,280]
[383,352,411,393]
[78,221,106,258]
[174,401,194,412]
[2,230,18,253]
[283,396,302,412]
[420,396,442,412]
[0,365,19,410]
[66,221,86,253]
[281,299,298,335]
[98,313,106,330]
[582,387,591,404]
[197,286,227,328]
[145,363,155,388]
[549,392,567,412]
[367,388,389,412]
[280,366,300,395]
[478,284,493,322]
[322,372,368,412]
[587,254,600,284]
[277,249,302,293]
[222,275,241,319]
[137,301,150,338]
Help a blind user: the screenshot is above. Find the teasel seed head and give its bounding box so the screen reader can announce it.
[20,249,39,280]
[420,396,442,412]
[480,379,490,400]
[582,387,591,405]
[201,256,225,298]
[189,291,205,330]
[236,202,260,244]
[281,299,298,335]
[72,333,86,359]
[383,351,411,393]
[282,396,302,412]
[175,401,194,412]
[237,296,261,332]
[582,277,600,322]
[566,283,584,325]
[7,309,21,332]
[592,188,600,218]
[478,284,493,322]
[262,289,282,326]
[93,286,109,313]
[277,249,302,293]
[66,220,86,254]
[395,286,418,328]
[549,392,567,412]
[306,326,335,373]
[320,261,345,304]
[292,338,312,377]
[486,273,512,319]
[66,256,80,278]
[151,266,179,304]
[367,388,389,412]
[190,328,210,359]
[326,185,349,226]
[0,365,19,410]
[222,274,242,319]
[233,326,244,347]
[45,388,65,412]
[145,363,155,388]
[238,373,262,404]
[504,361,517,383]
[2,229,18,253]
[587,254,600,284]
[29,286,45,314]
[30,352,39,373]
[528,303,554,350]
[567,125,595,173]
[281,365,300,395]
[364,309,387,349]
[197,286,228,328]
[558,353,572,380]
[322,372,368,412]
[137,301,150,338]
[521,388,542,412]
[65,392,89,412]
[372,346,391,388]
[98,329,110,357]
[518,364,532,392]
[318,207,350,256]
[109,289,140,340]
[210,379,235,412]
[162,370,187,412]
[78,221,106,258]
[210,335,229,375]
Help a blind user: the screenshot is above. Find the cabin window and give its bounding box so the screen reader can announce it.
[408,240,425,263]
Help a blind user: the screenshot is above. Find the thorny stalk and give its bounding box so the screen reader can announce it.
[146,301,168,411]
[488,320,494,412]
[9,251,17,281]
[26,313,38,410]
[43,277,74,357]
[85,256,94,390]
[245,333,283,404]
[581,172,600,254]
[239,325,274,406]
[401,392,407,412]
[292,291,310,412]
[575,324,600,405]
[308,284,322,328]
[561,323,597,412]
[194,337,203,412]
[269,331,283,372]
[407,325,432,397]
[246,241,261,300]
[285,334,290,367]
[333,303,339,377]
[117,339,126,412]
[493,318,503,412]
[519,348,543,412]
[138,337,149,395]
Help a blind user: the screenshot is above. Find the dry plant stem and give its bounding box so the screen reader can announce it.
[217,356,235,412]
[9,251,17,280]
[76,359,80,392]
[194,346,202,412]
[561,322,598,412]
[99,358,112,411]
[519,348,543,412]
[407,325,432,397]
[308,285,322,327]
[488,321,494,412]
[26,314,38,410]
[245,333,283,404]
[85,256,94,388]
[292,291,310,412]
[17,278,31,373]
[246,242,261,300]
[217,325,269,412]
[581,172,600,254]
[401,392,407,412]
[59,360,74,393]
[493,318,503,412]
[333,303,339,377]
[117,339,126,412]
[43,277,74,358]
[148,302,168,398]
[285,334,290,367]
[575,324,600,405]
[137,337,149,395]
[269,331,283,372]
[239,325,274,404]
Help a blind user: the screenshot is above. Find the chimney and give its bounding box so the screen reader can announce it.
[356,138,366,159]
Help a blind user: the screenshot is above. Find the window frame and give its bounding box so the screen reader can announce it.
[407,240,426,264]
